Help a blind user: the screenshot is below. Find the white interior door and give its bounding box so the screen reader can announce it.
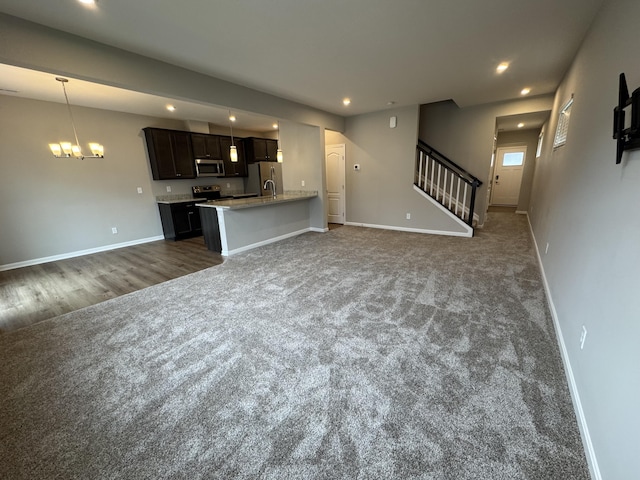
[490,146,526,206]
[325,144,345,224]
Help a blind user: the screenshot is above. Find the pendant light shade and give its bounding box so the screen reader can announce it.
[229,111,238,162]
[276,120,283,163]
[49,77,104,160]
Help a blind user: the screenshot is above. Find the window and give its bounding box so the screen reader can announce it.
[502,152,525,166]
[536,130,544,158]
[553,97,573,148]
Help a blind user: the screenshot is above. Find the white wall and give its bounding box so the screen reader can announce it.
[529,1,640,478]
[0,95,195,267]
[326,106,468,234]
[419,96,554,224]
[280,120,326,230]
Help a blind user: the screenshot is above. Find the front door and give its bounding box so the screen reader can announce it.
[325,144,345,224]
[490,146,526,206]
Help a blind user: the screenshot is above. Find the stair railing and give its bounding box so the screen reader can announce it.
[415,140,482,227]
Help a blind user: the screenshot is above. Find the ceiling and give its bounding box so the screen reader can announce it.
[496,111,550,133]
[0,64,280,132]
[0,0,604,125]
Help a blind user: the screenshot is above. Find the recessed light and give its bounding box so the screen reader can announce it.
[496,62,509,73]
[521,88,531,95]
[78,0,96,5]
[166,105,176,112]
[343,98,351,106]
[387,101,396,106]
[229,115,236,122]
[517,123,525,128]
[272,123,278,129]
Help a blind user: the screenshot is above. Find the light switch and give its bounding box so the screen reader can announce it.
[390,116,397,128]
[137,187,143,194]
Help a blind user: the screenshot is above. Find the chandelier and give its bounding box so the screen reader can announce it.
[49,77,104,159]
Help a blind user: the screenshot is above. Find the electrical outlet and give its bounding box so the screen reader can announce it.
[226,183,231,188]
[166,186,172,192]
[301,180,305,187]
[406,213,411,220]
[111,227,118,234]
[137,187,143,194]
[580,326,587,349]
[545,242,550,254]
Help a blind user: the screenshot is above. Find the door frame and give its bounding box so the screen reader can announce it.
[325,143,346,224]
[489,145,527,206]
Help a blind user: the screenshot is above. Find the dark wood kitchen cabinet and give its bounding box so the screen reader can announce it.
[143,128,196,180]
[191,133,222,159]
[219,137,247,177]
[244,137,279,163]
[158,201,202,241]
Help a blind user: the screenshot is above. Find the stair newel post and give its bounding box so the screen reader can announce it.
[467,179,480,227]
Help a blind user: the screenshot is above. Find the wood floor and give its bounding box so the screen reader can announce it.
[0,236,223,333]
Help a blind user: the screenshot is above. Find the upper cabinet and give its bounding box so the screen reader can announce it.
[244,137,279,163]
[143,128,251,179]
[191,133,222,159]
[143,128,196,180]
[220,137,248,177]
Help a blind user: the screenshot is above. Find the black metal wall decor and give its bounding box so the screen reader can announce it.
[613,73,640,164]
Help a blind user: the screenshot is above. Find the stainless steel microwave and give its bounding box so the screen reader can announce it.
[195,159,225,177]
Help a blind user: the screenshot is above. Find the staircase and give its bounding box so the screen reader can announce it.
[414,140,482,235]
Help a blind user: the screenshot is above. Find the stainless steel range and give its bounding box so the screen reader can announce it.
[192,184,222,201]
[192,185,259,201]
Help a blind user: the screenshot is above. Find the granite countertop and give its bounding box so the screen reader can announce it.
[157,197,206,204]
[196,192,317,210]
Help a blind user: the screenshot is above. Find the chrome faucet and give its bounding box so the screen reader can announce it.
[264,179,277,198]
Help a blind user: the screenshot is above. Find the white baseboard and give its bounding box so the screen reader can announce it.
[0,235,166,272]
[344,221,472,238]
[525,213,601,480]
[515,210,528,215]
[310,227,329,233]
[222,228,313,256]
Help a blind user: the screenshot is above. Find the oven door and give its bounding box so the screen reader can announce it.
[195,159,225,177]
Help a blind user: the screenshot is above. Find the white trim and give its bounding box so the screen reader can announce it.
[222,228,313,256]
[515,210,528,215]
[310,227,329,233]
[326,143,347,225]
[525,213,601,480]
[216,208,229,254]
[0,235,165,272]
[344,221,471,238]
[413,185,474,236]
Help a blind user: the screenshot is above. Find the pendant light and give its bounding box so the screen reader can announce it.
[276,121,284,163]
[228,111,238,162]
[49,77,104,159]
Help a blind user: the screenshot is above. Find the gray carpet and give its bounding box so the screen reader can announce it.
[0,213,590,479]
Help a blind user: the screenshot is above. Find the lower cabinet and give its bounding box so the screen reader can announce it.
[198,207,222,253]
[158,202,202,240]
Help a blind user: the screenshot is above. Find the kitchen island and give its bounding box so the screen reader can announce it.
[196,192,319,256]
